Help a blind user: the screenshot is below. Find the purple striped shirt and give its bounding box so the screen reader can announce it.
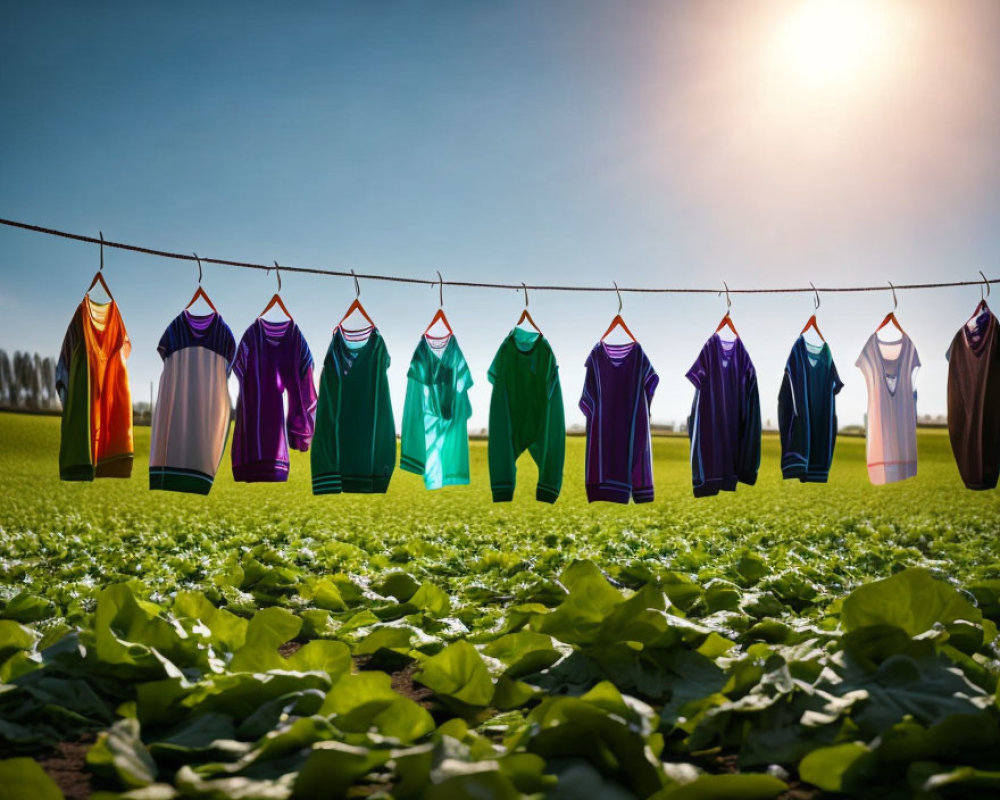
[580,341,658,503]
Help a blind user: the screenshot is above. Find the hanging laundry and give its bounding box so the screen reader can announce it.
[777,337,844,482]
[401,336,473,490]
[232,318,316,482]
[312,328,396,494]
[150,310,236,494]
[579,341,658,503]
[56,296,134,480]
[946,306,1000,490]
[488,327,565,503]
[855,332,921,485]
[686,335,761,497]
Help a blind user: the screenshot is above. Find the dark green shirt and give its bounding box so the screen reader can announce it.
[487,327,565,503]
[312,328,395,494]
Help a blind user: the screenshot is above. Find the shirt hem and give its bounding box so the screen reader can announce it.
[233,461,290,482]
[150,466,213,495]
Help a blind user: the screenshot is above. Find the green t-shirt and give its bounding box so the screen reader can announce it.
[312,328,396,494]
[400,335,473,490]
[487,327,565,503]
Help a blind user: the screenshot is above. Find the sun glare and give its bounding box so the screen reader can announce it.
[772,0,896,91]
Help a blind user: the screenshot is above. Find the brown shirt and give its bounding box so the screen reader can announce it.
[947,308,1000,490]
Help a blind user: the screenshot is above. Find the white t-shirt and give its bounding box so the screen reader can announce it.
[855,331,921,485]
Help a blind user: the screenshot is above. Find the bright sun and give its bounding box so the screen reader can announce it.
[772,0,897,91]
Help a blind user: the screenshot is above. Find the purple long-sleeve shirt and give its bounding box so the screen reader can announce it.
[580,341,659,503]
[232,318,317,482]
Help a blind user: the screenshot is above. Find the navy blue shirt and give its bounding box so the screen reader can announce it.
[778,337,843,482]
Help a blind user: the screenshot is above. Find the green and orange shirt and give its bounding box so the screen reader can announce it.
[55,295,134,480]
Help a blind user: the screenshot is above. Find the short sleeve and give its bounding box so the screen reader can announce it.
[643,355,659,403]
[224,333,237,373]
[579,354,597,418]
[831,360,844,395]
[456,354,473,394]
[233,337,250,380]
[407,344,427,384]
[487,348,501,386]
[156,324,171,362]
[685,345,708,389]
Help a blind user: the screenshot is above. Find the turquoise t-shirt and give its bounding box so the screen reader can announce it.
[400,335,473,490]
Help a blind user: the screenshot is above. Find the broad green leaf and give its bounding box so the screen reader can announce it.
[798,742,875,793]
[292,741,390,798]
[481,632,561,679]
[912,763,1000,792]
[546,758,638,800]
[425,766,520,800]
[0,593,55,623]
[520,682,665,798]
[654,773,788,799]
[230,608,302,673]
[842,568,981,637]
[87,718,158,789]
[173,592,248,652]
[0,757,63,800]
[174,765,295,799]
[531,561,624,645]
[148,713,239,758]
[283,640,351,677]
[376,572,421,603]
[320,671,434,743]
[355,626,414,655]
[299,577,346,611]
[737,551,768,584]
[416,641,494,707]
[0,620,35,663]
[90,584,190,675]
[410,582,452,618]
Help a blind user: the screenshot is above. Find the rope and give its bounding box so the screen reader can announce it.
[0,216,994,296]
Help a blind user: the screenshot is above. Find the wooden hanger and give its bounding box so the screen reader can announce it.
[424,271,453,343]
[515,282,542,333]
[185,253,217,313]
[875,281,904,336]
[337,269,375,333]
[800,282,825,341]
[601,282,636,342]
[714,281,739,338]
[259,261,292,319]
[85,231,114,301]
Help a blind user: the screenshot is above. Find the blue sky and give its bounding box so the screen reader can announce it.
[1,1,998,430]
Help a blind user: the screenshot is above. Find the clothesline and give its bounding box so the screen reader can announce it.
[1,216,995,297]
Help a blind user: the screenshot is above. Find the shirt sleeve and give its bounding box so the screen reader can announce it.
[579,355,597,419]
[223,325,237,374]
[643,355,659,405]
[233,334,250,380]
[831,360,844,394]
[686,344,708,389]
[286,328,317,452]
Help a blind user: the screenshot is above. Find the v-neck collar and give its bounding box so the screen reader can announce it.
[873,333,906,398]
[422,333,454,366]
[799,336,829,369]
[334,326,377,375]
[713,333,739,368]
[598,340,638,368]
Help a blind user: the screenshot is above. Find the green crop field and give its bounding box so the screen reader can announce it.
[1,411,999,799]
